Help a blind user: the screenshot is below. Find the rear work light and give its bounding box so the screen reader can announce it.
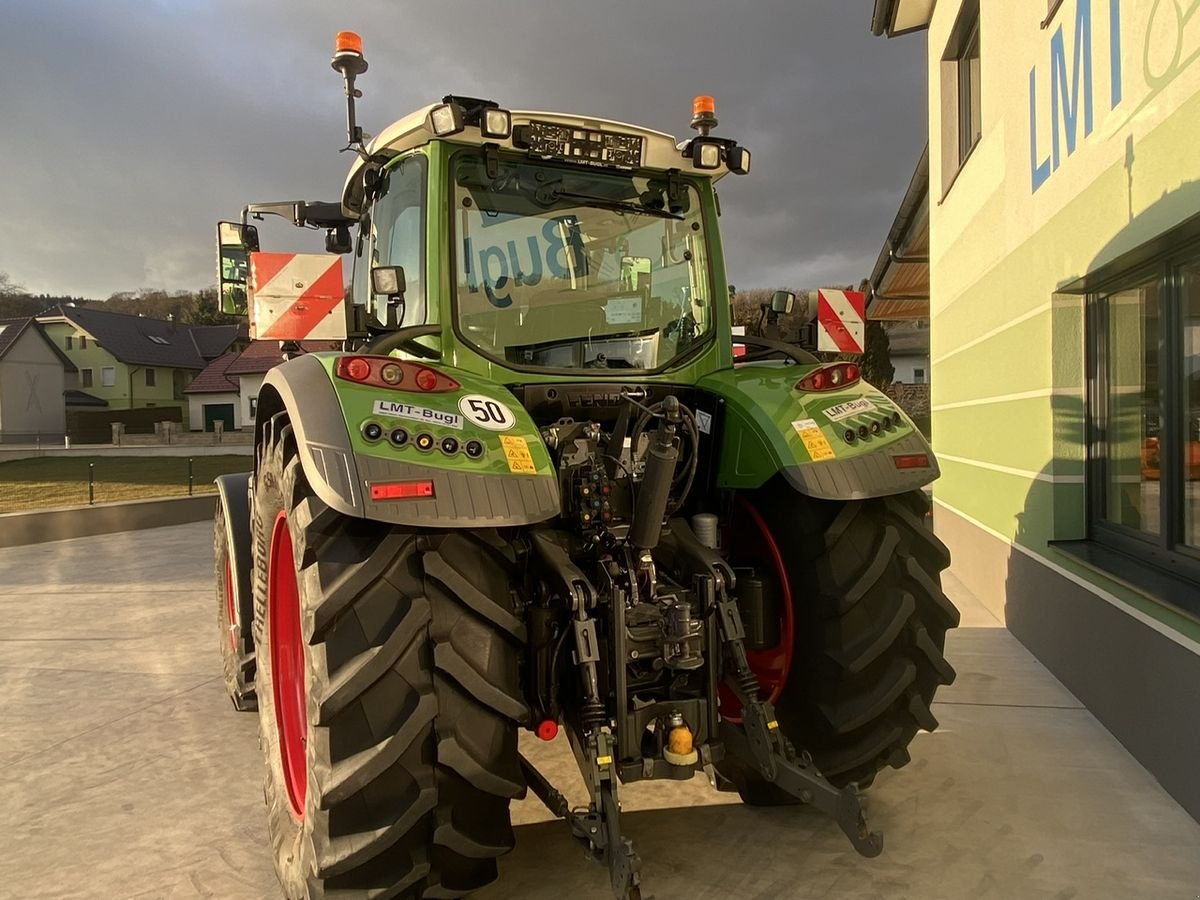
[369,480,435,500]
[334,356,460,392]
[795,362,860,392]
[893,454,930,469]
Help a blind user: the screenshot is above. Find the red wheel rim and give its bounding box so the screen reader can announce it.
[224,553,236,650]
[718,497,796,724]
[268,510,307,819]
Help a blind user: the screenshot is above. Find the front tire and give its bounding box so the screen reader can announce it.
[721,485,959,795]
[252,412,528,898]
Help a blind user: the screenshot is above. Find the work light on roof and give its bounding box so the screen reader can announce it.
[692,140,722,169]
[429,103,465,137]
[480,107,512,139]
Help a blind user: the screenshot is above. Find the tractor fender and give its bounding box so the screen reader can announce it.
[256,353,561,528]
[698,366,938,501]
[214,471,253,615]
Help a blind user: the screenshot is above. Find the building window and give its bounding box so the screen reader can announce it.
[81,368,93,388]
[145,368,156,387]
[914,367,927,384]
[101,366,115,387]
[1088,235,1200,605]
[249,396,258,417]
[940,0,982,191]
[65,336,73,349]
[79,335,87,349]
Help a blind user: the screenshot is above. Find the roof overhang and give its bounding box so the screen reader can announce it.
[869,145,929,321]
[871,0,935,37]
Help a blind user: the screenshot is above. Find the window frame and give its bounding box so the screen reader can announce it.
[1085,232,1200,609]
[939,0,982,198]
[80,367,93,388]
[65,336,73,350]
[145,368,156,387]
[101,366,115,387]
[79,335,87,349]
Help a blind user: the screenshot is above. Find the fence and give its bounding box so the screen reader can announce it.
[67,407,184,444]
[0,454,252,514]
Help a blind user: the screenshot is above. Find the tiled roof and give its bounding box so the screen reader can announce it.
[225,340,340,376]
[184,351,240,394]
[0,317,78,371]
[37,305,207,369]
[189,324,242,361]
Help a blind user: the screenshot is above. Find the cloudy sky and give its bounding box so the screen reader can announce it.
[0,1,926,299]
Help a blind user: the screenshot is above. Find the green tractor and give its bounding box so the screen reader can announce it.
[213,31,957,900]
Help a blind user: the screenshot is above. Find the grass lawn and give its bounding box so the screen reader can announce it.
[0,455,252,513]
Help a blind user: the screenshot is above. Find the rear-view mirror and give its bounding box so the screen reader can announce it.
[216,222,259,316]
[771,290,796,314]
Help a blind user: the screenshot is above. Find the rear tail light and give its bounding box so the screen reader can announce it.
[893,454,930,469]
[334,356,460,392]
[796,362,861,393]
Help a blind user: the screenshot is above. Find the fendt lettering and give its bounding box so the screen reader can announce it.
[211,31,957,900]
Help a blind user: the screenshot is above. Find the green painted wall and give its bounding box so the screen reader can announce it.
[925,0,1200,640]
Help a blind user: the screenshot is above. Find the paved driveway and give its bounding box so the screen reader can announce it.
[2,523,1198,899]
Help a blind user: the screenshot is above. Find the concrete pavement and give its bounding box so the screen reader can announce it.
[1,524,1198,899]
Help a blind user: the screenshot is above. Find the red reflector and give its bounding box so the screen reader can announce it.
[369,480,435,500]
[414,367,438,391]
[536,719,559,741]
[343,357,371,381]
[893,454,930,469]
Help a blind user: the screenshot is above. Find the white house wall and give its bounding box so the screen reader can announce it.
[0,327,67,438]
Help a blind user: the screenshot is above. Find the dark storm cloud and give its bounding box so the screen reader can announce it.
[0,0,926,297]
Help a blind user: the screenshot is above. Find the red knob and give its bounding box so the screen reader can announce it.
[536,719,559,741]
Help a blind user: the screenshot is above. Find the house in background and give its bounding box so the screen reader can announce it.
[0,317,76,442]
[36,305,239,428]
[186,340,339,431]
[885,321,930,384]
[184,351,241,432]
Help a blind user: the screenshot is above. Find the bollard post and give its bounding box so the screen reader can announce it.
[188,457,194,496]
[88,462,95,506]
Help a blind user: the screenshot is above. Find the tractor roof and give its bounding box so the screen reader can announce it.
[341,106,726,216]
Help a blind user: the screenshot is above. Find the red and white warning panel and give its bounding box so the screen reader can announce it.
[250,253,348,341]
[816,289,866,354]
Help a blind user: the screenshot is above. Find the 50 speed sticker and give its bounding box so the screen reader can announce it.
[459,394,517,431]
[499,435,537,474]
[791,418,835,462]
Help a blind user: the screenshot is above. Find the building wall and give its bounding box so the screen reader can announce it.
[0,326,66,437]
[891,352,929,383]
[187,392,241,431]
[925,0,1200,819]
[238,374,264,431]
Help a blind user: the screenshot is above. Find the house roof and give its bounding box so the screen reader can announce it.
[871,0,934,37]
[65,389,108,407]
[225,340,340,376]
[868,145,930,321]
[184,351,240,394]
[37,304,208,370]
[0,317,78,371]
[189,324,242,361]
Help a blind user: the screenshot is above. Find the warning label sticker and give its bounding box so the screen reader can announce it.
[499,435,538,475]
[791,418,835,462]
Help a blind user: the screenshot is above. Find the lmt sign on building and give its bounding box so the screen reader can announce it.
[1028,0,1123,192]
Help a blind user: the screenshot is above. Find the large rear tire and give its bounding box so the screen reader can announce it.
[252,412,527,898]
[216,498,256,711]
[721,485,958,797]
